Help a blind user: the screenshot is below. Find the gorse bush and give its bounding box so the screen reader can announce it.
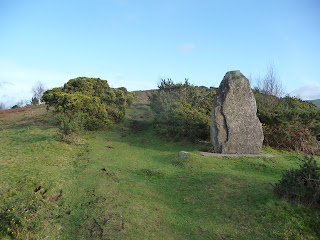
[0,191,42,238]
[59,113,81,135]
[273,156,320,209]
[149,79,216,142]
[42,77,134,133]
[256,92,320,155]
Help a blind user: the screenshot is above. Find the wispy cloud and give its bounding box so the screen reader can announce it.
[0,60,74,107]
[179,43,195,53]
[290,83,320,100]
[0,60,73,85]
[0,59,154,107]
[127,13,138,22]
[0,81,12,88]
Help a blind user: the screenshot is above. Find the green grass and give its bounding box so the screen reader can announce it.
[0,104,320,239]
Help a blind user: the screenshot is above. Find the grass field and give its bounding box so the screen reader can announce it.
[0,102,320,239]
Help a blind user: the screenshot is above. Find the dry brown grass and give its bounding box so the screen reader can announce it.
[0,105,51,129]
[0,105,45,119]
[132,90,157,103]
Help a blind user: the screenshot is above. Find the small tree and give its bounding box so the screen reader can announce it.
[15,100,28,108]
[32,82,46,104]
[0,102,5,111]
[257,63,284,98]
[31,97,39,106]
[0,102,6,111]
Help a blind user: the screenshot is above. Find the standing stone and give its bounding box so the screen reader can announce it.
[210,70,263,154]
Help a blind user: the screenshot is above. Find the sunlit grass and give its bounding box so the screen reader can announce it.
[0,104,319,239]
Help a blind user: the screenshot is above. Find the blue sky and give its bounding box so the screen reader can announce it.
[0,0,319,107]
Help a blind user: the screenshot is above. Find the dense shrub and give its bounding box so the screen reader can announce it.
[149,79,216,142]
[150,79,319,155]
[273,156,320,209]
[256,92,320,155]
[0,191,42,238]
[42,77,133,133]
[117,87,135,107]
[59,113,82,135]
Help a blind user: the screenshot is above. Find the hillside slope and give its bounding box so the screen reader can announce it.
[132,89,157,103]
[0,103,320,239]
[307,99,320,108]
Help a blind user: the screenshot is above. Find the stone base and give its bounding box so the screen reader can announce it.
[200,152,275,158]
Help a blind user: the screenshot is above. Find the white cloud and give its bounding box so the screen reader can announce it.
[0,60,155,107]
[0,60,75,107]
[179,43,195,53]
[0,81,11,88]
[0,81,32,108]
[290,83,320,100]
[0,60,73,87]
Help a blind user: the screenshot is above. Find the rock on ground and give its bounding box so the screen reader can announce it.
[178,151,189,157]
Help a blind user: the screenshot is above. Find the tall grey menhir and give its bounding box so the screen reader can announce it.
[211,70,264,154]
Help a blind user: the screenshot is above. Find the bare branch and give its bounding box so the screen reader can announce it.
[0,102,5,111]
[32,81,46,104]
[257,63,284,98]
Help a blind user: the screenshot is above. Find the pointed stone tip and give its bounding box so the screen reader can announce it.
[223,70,247,83]
[211,70,263,154]
[225,70,242,76]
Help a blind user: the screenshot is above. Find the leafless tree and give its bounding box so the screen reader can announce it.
[0,102,5,111]
[16,100,28,108]
[257,63,284,98]
[32,81,46,104]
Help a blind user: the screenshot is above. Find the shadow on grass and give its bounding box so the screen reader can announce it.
[132,162,276,239]
[133,161,320,239]
[6,129,54,145]
[115,119,320,239]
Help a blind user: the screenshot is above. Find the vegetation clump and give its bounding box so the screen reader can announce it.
[256,93,320,155]
[42,77,134,134]
[273,156,320,209]
[149,77,319,155]
[149,79,216,142]
[0,191,42,238]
